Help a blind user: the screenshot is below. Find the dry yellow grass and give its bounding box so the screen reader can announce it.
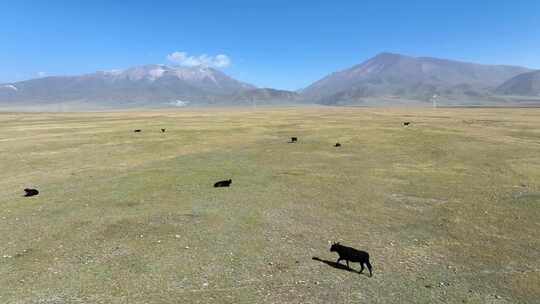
[0,107,539,303]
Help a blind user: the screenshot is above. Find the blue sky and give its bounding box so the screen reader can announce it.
[1,0,539,90]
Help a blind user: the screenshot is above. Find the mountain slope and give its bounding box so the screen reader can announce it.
[0,65,256,107]
[301,53,531,103]
[495,70,540,96]
[223,88,300,104]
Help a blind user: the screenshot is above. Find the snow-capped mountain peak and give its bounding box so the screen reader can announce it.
[1,84,18,91]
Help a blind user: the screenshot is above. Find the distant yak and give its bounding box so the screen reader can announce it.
[403,122,411,126]
[23,188,39,197]
[290,137,298,143]
[161,128,166,133]
[330,242,373,277]
[334,143,341,147]
[134,129,142,132]
[214,179,232,188]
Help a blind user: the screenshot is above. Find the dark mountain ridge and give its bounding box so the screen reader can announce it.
[301,52,531,104]
[495,70,540,96]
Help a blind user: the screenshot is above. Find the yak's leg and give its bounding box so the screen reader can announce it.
[359,262,365,273]
[366,261,373,277]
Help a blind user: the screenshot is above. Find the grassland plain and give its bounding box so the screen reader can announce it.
[0,107,539,304]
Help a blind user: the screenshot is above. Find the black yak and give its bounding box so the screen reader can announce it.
[214,179,232,188]
[403,122,411,126]
[134,129,142,132]
[334,143,341,147]
[290,137,298,143]
[23,188,39,197]
[330,242,373,277]
[161,128,166,133]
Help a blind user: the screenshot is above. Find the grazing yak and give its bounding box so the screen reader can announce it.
[290,137,298,143]
[133,129,142,132]
[23,188,39,197]
[330,242,373,277]
[334,143,341,147]
[161,128,166,133]
[214,179,232,188]
[403,122,411,126]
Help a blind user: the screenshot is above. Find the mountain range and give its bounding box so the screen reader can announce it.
[0,65,255,107]
[1,53,539,109]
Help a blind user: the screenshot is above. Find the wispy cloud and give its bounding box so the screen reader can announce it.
[167,51,231,68]
[37,72,47,77]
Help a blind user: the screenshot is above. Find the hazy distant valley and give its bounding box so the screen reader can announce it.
[1,53,539,110]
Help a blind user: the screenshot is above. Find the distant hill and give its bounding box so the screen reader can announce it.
[0,65,257,107]
[495,70,540,96]
[300,52,531,104]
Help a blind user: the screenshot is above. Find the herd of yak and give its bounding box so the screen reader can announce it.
[21,121,415,277]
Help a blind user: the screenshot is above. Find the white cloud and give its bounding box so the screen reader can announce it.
[37,72,47,78]
[213,54,231,68]
[167,51,231,68]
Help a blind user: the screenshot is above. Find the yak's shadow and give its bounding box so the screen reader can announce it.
[312,257,357,273]
[312,257,371,277]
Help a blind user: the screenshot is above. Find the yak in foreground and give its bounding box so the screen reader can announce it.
[214,179,232,188]
[330,242,373,277]
[23,188,39,197]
